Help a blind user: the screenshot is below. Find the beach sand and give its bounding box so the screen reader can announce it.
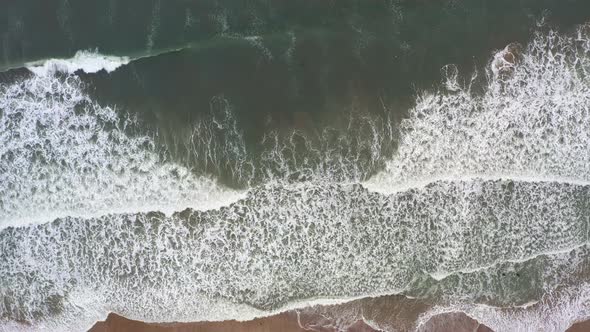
[89,310,590,332]
[88,295,502,332]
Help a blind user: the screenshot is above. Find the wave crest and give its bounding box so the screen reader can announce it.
[367,26,590,193]
[25,50,130,76]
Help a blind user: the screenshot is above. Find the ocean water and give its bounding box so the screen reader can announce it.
[2,1,590,331]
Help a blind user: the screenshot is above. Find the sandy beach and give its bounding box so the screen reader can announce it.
[89,291,590,332]
[88,295,496,332]
[89,310,589,332]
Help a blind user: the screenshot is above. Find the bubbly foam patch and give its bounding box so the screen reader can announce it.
[0,75,243,228]
[1,179,588,329]
[359,25,590,330]
[366,27,590,193]
[3,25,590,332]
[25,50,130,76]
[419,283,590,332]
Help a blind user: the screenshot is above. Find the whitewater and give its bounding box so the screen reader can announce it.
[1,26,590,332]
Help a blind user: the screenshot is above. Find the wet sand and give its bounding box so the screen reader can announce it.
[88,311,495,332]
[566,320,590,332]
[88,312,384,332]
[88,290,590,332]
[89,312,310,332]
[88,295,498,332]
[89,310,590,332]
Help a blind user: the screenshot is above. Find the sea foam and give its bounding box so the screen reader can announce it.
[418,284,590,332]
[366,27,590,193]
[1,179,588,330]
[2,25,590,332]
[0,74,243,228]
[25,50,130,76]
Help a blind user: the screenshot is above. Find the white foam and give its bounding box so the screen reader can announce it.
[367,173,590,196]
[0,74,244,229]
[428,240,590,281]
[418,284,590,332]
[25,50,130,76]
[3,24,590,332]
[366,27,590,194]
[1,178,587,330]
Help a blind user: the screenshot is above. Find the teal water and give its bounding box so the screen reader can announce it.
[2,1,590,331]
[4,0,590,70]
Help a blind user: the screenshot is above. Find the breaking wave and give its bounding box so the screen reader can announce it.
[0,74,243,228]
[366,27,590,193]
[25,50,130,76]
[2,24,590,332]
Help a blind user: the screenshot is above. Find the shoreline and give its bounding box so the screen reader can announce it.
[88,291,590,332]
[88,311,590,332]
[87,294,491,332]
[88,311,491,332]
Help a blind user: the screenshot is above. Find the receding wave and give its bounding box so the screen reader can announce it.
[418,284,590,332]
[1,179,588,330]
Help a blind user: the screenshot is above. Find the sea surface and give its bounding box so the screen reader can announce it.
[2,1,590,331]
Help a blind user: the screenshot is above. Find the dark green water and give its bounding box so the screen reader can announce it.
[7,0,586,185]
[3,0,590,141]
[2,1,589,66]
[2,1,590,331]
